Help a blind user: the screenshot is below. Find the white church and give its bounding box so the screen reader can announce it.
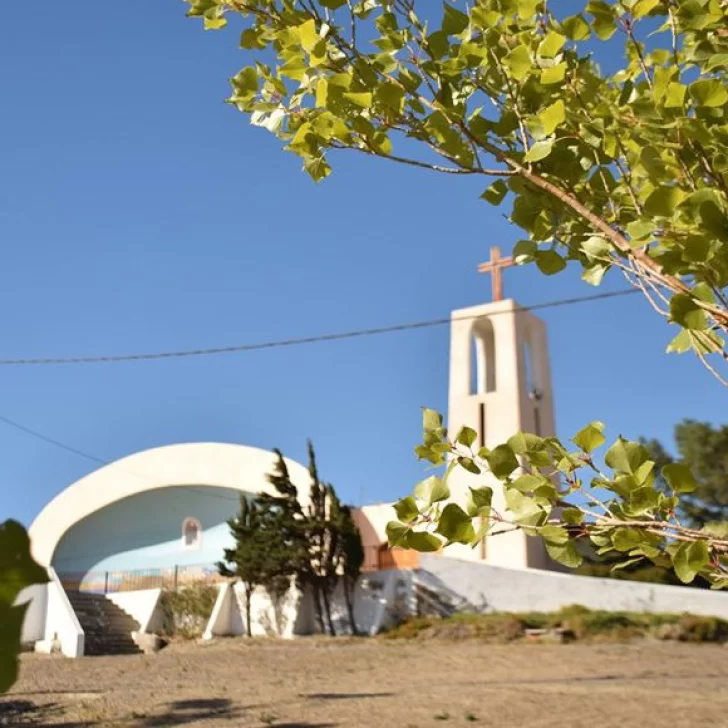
[18,252,728,656]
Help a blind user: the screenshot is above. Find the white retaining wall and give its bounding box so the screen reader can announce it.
[17,583,47,644]
[204,571,414,639]
[34,568,84,657]
[108,588,164,633]
[419,554,728,618]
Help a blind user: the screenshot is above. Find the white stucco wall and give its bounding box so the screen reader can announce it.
[108,589,163,633]
[419,554,728,618]
[35,568,84,657]
[204,582,303,639]
[447,301,552,570]
[17,583,47,644]
[29,442,313,567]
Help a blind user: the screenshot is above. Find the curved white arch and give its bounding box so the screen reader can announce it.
[29,442,312,567]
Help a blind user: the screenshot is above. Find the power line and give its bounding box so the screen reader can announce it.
[0,288,639,366]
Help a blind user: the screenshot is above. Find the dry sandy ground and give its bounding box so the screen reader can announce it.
[2,639,728,727]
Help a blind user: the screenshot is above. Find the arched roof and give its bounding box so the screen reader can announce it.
[29,442,311,566]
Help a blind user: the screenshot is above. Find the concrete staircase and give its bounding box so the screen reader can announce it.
[65,591,143,656]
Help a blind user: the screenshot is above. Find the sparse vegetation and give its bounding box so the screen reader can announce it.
[159,584,219,639]
[381,605,728,644]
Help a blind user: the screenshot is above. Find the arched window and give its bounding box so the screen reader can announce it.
[470,319,496,395]
[182,517,202,550]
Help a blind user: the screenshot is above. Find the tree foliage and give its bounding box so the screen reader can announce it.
[387,409,728,588]
[0,520,48,694]
[184,0,728,587]
[642,419,728,526]
[225,444,364,636]
[187,0,728,384]
[217,495,295,636]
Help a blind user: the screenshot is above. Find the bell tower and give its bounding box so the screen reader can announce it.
[445,249,556,569]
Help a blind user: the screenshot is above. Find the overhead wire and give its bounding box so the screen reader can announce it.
[0,288,639,365]
[1,288,642,510]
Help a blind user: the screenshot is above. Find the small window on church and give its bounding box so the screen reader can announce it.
[182,518,202,550]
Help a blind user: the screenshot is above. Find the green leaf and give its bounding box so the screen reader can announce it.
[505,489,547,527]
[386,520,410,547]
[442,3,469,35]
[540,524,569,544]
[632,0,660,18]
[582,264,608,286]
[0,604,28,693]
[586,0,616,40]
[581,236,610,261]
[455,426,478,448]
[604,437,648,475]
[486,444,519,478]
[414,475,450,506]
[538,100,565,135]
[466,486,493,517]
[690,79,728,108]
[503,45,532,81]
[538,32,566,58]
[628,486,660,516]
[204,15,227,30]
[562,507,584,525]
[673,540,711,584]
[405,531,442,552]
[394,496,419,523]
[541,63,567,85]
[436,503,476,544]
[297,18,319,52]
[457,456,481,474]
[524,140,553,163]
[612,527,643,552]
[666,329,692,354]
[511,474,549,493]
[343,92,373,108]
[545,540,583,568]
[422,408,443,432]
[512,240,538,264]
[481,179,508,206]
[643,186,685,217]
[664,82,687,109]
[670,293,708,331]
[0,520,49,694]
[572,421,606,453]
[561,14,591,40]
[319,0,347,7]
[662,463,698,493]
[0,520,48,604]
[535,249,566,275]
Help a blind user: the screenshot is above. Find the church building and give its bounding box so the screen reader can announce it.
[20,247,728,656]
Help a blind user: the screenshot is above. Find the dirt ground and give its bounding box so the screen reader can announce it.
[3,638,728,727]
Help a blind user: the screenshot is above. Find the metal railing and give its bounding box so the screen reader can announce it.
[57,547,420,594]
[57,563,229,594]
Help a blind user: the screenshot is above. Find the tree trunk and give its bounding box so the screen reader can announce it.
[343,577,358,636]
[321,585,336,636]
[312,582,325,635]
[244,583,252,638]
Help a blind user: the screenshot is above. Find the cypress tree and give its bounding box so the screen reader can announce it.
[217,496,290,637]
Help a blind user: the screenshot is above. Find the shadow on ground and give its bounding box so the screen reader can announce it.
[131,698,240,726]
[0,700,92,727]
[302,693,394,701]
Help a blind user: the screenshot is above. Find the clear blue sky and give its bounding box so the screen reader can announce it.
[0,2,724,526]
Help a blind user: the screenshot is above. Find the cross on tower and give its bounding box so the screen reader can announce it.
[477,246,516,302]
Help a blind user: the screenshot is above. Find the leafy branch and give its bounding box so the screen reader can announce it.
[386,409,728,588]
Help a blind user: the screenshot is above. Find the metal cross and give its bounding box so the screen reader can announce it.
[477,246,516,302]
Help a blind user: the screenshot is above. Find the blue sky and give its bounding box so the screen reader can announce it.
[0,2,724,526]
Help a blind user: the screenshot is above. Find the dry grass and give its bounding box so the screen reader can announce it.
[3,638,728,727]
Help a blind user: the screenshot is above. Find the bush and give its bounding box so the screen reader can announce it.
[159,584,219,639]
[382,606,728,645]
